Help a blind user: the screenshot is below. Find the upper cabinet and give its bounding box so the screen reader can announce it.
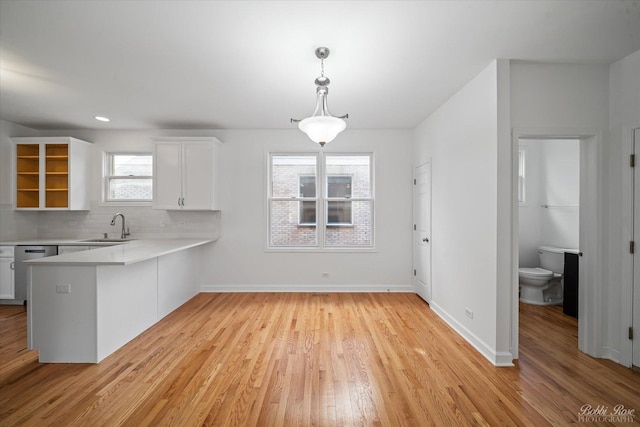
[152,137,222,210]
[12,137,92,210]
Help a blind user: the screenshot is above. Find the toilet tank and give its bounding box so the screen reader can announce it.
[538,246,566,273]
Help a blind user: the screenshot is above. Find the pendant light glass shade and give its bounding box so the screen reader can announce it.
[291,47,348,147]
[299,116,347,145]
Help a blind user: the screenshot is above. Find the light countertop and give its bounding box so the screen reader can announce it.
[21,238,215,266]
[1,239,119,246]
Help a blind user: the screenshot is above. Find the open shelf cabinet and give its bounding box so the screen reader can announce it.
[16,144,41,208]
[12,137,92,210]
[45,144,69,208]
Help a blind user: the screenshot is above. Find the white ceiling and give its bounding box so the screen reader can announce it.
[1,0,639,131]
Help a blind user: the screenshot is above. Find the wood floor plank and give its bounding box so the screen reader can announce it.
[1,294,640,426]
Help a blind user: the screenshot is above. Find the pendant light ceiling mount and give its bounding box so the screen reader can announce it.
[291,46,348,147]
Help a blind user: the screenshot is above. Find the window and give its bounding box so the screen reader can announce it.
[327,176,353,225]
[299,175,317,225]
[518,149,526,204]
[299,175,353,226]
[268,153,373,249]
[104,152,153,202]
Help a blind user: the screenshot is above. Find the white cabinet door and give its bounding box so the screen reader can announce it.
[154,142,183,210]
[153,138,221,211]
[0,247,15,299]
[182,141,214,210]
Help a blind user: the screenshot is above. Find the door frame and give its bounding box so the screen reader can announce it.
[511,127,602,360]
[623,126,640,367]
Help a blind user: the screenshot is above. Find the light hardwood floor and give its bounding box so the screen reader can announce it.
[1,293,639,426]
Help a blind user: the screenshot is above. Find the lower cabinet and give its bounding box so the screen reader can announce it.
[29,244,204,363]
[0,246,15,299]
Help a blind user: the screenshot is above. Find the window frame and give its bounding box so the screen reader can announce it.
[102,151,153,206]
[325,174,354,227]
[267,152,375,252]
[298,174,317,226]
[518,148,526,205]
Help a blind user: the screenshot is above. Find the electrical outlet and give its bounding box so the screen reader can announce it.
[465,307,473,319]
[178,220,187,227]
[56,284,71,294]
[322,272,329,279]
[159,220,166,228]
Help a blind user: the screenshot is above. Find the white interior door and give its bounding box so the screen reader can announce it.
[414,162,432,303]
[634,128,640,368]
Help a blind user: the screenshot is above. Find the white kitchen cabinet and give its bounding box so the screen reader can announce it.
[0,246,15,299]
[12,137,93,210]
[152,137,222,210]
[28,241,209,363]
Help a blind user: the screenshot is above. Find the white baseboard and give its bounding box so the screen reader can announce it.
[430,301,514,367]
[601,345,621,364]
[200,283,414,293]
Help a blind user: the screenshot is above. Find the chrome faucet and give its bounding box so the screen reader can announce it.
[110,213,130,239]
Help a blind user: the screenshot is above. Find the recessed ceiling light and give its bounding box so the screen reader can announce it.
[94,116,110,122]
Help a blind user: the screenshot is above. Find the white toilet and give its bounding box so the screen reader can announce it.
[518,246,568,305]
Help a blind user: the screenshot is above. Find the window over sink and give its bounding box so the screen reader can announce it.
[103,152,153,204]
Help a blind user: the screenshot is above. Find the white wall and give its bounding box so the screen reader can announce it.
[1,126,413,291]
[0,120,39,241]
[609,49,640,366]
[418,60,609,365]
[202,129,414,291]
[413,60,513,365]
[13,129,223,241]
[510,61,611,360]
[519,139,580,267]
[518,141,542,267]
[540,139,580,249]
[510,62,609,130]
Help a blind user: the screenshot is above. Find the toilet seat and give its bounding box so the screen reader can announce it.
[519,267,554,278]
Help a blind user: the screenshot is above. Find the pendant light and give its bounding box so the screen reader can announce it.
[291,47,348,147]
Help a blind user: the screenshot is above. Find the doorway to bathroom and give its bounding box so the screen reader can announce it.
[512,130,600,360]
[518,137,580,306]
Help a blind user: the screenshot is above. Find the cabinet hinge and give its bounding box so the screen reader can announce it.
[414,224,417,231]
[631,154,636,168]
[631,241,635,254]
[413,269,417,276]
[414,178,417,185]
[629,327,634,340]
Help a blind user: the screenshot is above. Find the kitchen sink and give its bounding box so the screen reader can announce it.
[80,238,134,243]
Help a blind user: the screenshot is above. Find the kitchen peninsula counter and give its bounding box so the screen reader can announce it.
[25,238,214,265]
[25,238,215,363]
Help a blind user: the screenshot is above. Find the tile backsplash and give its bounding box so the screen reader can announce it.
[0,203,38,241]
[33,202,221,240]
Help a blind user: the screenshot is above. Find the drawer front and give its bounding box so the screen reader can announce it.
[0,246,15,257]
